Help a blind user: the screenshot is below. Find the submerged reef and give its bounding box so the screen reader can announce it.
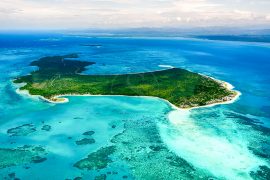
[0,146,47,169]
[83,130,95,136]
[74,146,116,170]
[41,125,51,131]
[94,174,107,180]
[75,138,95,145]
[7,124,36,136]
[250,166,270,180]
[73,109,212,179]
[14,54,237,108]
[75,130,96,145]
[110,114,211,179]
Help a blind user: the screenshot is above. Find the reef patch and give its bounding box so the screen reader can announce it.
[41,125,51,131]
[7,124,36,136]
[0,146,47,169]
[74,146,116,170]
[75,138,95,145]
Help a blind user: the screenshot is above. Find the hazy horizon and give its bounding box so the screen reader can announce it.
[1,0,270,30]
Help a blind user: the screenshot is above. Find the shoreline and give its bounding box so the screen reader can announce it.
[14,76,241,112]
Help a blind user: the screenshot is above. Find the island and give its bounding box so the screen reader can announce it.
[14,54,238,108]
[195,35,270,43]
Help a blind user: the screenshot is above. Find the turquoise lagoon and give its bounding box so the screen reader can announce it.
[0,34,269,179]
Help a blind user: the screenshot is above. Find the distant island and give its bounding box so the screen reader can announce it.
[195,35,270,43]
[14,54,238,109]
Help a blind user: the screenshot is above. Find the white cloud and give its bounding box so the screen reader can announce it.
[0,0,269,29]
[266,15,270,21]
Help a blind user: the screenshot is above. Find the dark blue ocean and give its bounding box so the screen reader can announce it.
[0,34,269,179]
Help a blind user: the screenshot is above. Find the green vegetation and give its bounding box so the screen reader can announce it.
[14,54,236,108]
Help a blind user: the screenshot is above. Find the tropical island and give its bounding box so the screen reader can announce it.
[14,54,238,108]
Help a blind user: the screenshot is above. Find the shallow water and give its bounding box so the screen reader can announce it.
[0,34,269,179]
[159,109,268,179]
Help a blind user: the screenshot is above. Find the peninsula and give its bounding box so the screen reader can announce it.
[14,54,238,108]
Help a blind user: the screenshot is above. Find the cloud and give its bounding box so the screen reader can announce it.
[0,0,270,29]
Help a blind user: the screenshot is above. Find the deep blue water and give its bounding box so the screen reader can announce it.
[0,34,269,179]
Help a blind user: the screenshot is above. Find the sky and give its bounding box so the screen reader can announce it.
[1,0,270,30]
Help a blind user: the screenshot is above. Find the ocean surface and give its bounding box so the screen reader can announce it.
[0,34,269,180]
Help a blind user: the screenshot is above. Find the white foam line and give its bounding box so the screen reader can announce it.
[158,65,174,68]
